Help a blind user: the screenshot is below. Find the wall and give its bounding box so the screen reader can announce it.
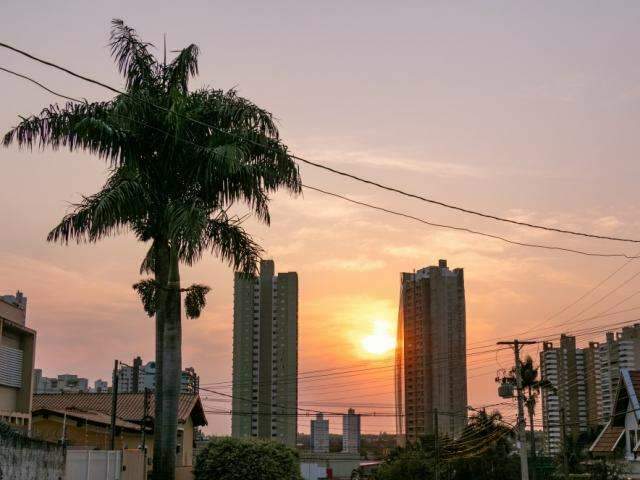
[32,417,142,450]
[0,421,65,480]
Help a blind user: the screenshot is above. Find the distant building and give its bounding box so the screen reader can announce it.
[311,413,329,453]
[94,379,108,393]
[540,335,602,454]
[0,291,35,430]
[34,370,90,394]
[343,409,361,454]
[231,260,298,447]
[396,260,467,442]
[118,357,199,394]
[598,326,640,422]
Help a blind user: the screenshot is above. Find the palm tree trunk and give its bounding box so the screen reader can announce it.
[157,245,182,480]
[528,385,536,478]
[152,240,169,479]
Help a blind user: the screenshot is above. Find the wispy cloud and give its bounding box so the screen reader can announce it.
[295,145,485,178]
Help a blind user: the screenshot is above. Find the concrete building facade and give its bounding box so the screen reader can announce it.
[395,260,467,442]
[598,325,640,422]
[94,379,108,393]
[33,371,90,394]
[0,291,35,431]
[231,260,298,446]
[342,408,361,454]
[311,413,329,453]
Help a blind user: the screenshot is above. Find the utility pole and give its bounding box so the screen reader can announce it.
[434,408,439,480]
[560,407,569,480]
[498,339,536,480]
[142,387,150,479]
[110,359,119,450]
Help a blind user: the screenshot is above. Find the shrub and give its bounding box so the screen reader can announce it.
[194,437,302,480]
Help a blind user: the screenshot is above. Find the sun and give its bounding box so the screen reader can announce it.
[361,320,396,356]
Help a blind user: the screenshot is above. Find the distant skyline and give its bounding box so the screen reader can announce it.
[2,1,640,435]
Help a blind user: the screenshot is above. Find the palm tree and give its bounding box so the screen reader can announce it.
[3,19,300,480]
[519,355,541,458]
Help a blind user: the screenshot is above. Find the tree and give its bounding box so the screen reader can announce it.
[375,411,518,480]
[194,438,302,480]
[373,438,436,480]
[447,410,519,480]
[3,19,300,480]
[588,460,624,480]
[520,355,541,456]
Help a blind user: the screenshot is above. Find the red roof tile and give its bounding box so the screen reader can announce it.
[591,423,624,453]
[33,393,207,427]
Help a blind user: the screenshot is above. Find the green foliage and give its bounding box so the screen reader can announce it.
[194,437,302,480]
[132,279,159,316]
[588,461,625,480]
[184,284,211,319]
[374,443,435,480]
[375,412,519,480]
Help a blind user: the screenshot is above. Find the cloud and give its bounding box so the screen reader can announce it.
[592,215,622,232]
[295,145,484,178]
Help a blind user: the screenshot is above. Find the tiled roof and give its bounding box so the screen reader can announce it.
[629,371,640,402]
[590,423,624,453]
[33,393,207,427]
[32,407,143,432]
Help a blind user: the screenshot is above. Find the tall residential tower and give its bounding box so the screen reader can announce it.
[231,260,298,446]
[395,260,467,442]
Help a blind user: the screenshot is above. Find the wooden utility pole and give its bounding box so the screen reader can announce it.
[109,359,119,450]
[560,407,569,480]
[434,408,440,480]
[497,339,537,480]
[142,387,150,479]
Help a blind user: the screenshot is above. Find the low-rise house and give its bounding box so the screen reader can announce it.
[0,291,35,431]
[591,369,640,475]
[31,392,207,473]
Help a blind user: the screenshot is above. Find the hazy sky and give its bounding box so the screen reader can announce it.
[2,1,640,435]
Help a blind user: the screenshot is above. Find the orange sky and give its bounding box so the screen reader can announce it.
[2,1,640,435]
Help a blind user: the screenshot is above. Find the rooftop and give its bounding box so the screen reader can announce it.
[33,392,207,427]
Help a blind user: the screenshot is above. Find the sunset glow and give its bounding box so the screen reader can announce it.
[361,320,396,356]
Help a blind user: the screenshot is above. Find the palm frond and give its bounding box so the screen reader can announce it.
[167,44,199,93]
[3,102,125,166]
[47,166,148,244]
[110,19,158,90]
[140,242,156,274]
[183,283,210,319]
[203,212,263,273]
[132,279,159,316]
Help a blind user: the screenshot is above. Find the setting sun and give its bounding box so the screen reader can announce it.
[361,320,396,355]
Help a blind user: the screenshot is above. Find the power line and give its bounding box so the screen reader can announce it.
[2,40,639,244]
[303,185,640,260]
[3,63,639,263]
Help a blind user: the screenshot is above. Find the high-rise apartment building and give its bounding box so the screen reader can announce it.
[0,291,35,430]
[311,413,329,453]
[539,324,640,454]
[231,260,298,446]
[598,325,640,421]
[539,335,603,454]
[395,260,467,442]
[342,408,361,453]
